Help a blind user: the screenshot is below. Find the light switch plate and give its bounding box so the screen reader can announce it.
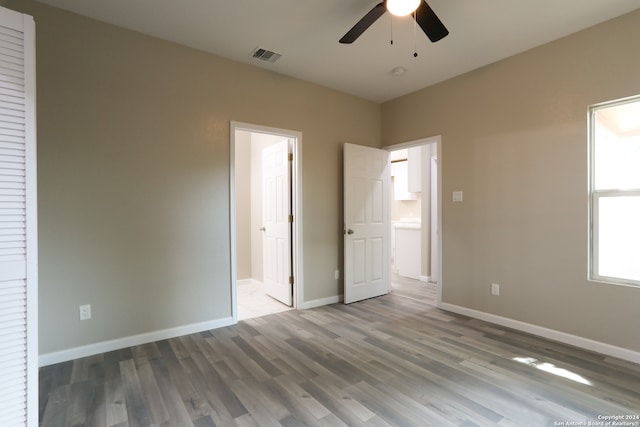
[452,191,463,202]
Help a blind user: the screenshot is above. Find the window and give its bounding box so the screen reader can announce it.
[589,96,640,286]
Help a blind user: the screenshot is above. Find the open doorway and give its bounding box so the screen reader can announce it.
[386,137,441,302]
[230,122,303,321]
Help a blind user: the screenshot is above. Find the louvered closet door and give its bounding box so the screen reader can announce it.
[0,7,37,427]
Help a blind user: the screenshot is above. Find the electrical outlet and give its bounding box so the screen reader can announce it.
[334,270,340,280]
[491,283,500,296]
[79,304,91,320]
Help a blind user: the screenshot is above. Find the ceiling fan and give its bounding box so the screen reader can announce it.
[339,0,449,44]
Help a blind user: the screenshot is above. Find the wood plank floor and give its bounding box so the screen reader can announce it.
[39,277,640,427]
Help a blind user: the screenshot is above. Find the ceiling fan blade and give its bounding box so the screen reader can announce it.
[413,1,449,42]
[339,2,386,44]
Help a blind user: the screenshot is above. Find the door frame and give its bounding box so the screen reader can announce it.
[383,135,442,305]
[230,121,303,321]
[430,155,439,284]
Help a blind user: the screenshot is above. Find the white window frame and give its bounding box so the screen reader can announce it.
[588,96,640,287]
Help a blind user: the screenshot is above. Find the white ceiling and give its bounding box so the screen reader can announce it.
[35,0,639,103]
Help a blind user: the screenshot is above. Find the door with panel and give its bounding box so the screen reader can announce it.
[262,139,292,306]
[343,143,391,304]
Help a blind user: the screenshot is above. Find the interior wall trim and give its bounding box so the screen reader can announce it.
[38,316,235,367]
[439,302,640,364]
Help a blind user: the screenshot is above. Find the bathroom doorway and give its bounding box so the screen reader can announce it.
[387,137,441,299]
[230,122,302,321]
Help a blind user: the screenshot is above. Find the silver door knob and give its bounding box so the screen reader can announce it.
[345,228,354,235]
[260,226,266,232]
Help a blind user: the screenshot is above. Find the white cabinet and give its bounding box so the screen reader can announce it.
[391,147,422,200]
[391,161,417,200]
[407,146,422,193]
[395,222,421,279]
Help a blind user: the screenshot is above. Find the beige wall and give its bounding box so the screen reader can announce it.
[2,0,380,355]
[382,10,640,352]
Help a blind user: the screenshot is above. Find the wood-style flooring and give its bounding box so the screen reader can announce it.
[39,277,640,427]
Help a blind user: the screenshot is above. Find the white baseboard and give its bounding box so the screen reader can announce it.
[300,294,343,309]
[420,275,430,283]
[39,316,235,367]
[43,300,639,366]
[439,302,640,365]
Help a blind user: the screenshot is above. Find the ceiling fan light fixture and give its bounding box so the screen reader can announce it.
[386,0,420,17]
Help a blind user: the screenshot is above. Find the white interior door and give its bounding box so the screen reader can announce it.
[343,143,390,304]
[262,139,292,306]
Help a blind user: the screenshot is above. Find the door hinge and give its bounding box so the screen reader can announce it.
[288,153,293,161]
[288,214,293,223]
[289,276,294,285]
